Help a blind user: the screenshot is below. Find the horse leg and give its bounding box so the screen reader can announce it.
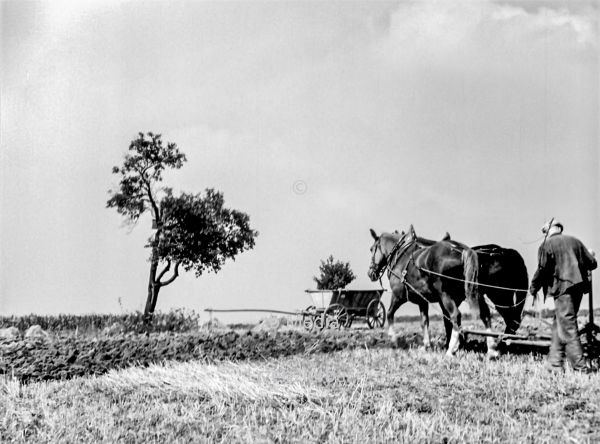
[496,306,515,334]
[494,302,518,335]
[479,293,500,358]
[507,290,527,334]
[387,285,407,345]
[489,289,521,335]
[440,295,462,356]
[419,302,432,349]
[441,305,452,349]
[508,250,529,334]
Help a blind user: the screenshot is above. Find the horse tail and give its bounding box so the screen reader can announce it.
[461,248,480,317]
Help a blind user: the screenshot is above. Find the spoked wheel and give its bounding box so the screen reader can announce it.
[302,306,317,331]
[314,313,326,331]
[345,315,353,329]
[366,300,386,329]
[325,304,350,330]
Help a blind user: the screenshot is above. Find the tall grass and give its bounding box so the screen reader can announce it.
[0,309,201,334]
[1,346,599,443]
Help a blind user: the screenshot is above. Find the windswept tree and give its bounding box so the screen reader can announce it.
[107,132,258,322]
[313,255,356,290]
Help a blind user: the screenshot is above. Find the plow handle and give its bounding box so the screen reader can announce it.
[584,251,597,345]
[589,250,595,327]
[589,270,594,327]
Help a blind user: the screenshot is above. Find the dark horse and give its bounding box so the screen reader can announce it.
[469,244,528,333]
[368,226,498,357]
[392,232,529,335]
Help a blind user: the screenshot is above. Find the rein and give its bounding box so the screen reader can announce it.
[416,268,529,295]
[378,238,529,299]
[373,238,460,329]
[374,232,534,333]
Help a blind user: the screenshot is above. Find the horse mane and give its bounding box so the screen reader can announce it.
[398,229,452,243]
[473,244,504,255]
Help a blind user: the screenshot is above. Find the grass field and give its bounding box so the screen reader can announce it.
[2,318,599,443]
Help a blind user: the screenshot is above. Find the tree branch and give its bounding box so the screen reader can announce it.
[141,162,162,176]
[159,262,180,287]
[146,182,160,221]
[133,164,161,220]
[156,260,171,282]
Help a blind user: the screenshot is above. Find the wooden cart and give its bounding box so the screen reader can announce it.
[302,289,386,331]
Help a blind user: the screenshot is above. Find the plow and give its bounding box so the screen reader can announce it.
[464,271,600,363]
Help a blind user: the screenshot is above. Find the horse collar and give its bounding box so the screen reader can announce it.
[387,238,417,279]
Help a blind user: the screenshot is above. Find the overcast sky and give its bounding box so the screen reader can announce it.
[1,0,598,322]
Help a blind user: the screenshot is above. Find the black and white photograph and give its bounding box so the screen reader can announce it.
[1,0,599,442]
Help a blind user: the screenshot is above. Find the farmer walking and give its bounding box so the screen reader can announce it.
[530,219,597,373]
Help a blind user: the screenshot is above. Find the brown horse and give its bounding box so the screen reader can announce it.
[368,226,498,357]
[394,232,528,335]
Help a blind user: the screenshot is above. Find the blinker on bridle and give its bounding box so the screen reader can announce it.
[370,240,388,280]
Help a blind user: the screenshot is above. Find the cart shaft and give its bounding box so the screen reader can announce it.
[503,339,551,348]
[464,329,552,341]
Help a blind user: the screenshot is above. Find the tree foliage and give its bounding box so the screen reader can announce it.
[107,132,258,320]
[313,255,356,290]
[107,132,186,222]
[158,188,257,277]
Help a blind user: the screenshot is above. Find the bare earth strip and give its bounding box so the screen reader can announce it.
[1,345,599,443]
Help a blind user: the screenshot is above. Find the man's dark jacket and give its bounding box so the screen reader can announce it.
[530,233,597,298]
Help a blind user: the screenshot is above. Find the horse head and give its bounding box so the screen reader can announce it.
[368,229,384,281]
[368,228,411,281]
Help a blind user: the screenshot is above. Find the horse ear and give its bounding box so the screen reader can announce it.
[370,228,379,240]
[409,224,416,238]
[442,232,451,241]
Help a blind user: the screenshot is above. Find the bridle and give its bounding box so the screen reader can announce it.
[369,232,415,281]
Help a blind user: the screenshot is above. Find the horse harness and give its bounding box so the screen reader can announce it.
[381,237,464,331]
[376,235,527,330]
[372,235,407,280]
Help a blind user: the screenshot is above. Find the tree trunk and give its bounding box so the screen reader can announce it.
[144,264,161,324]
[149,283,161,314]
[142,229,180,325]
[144,233,161,324]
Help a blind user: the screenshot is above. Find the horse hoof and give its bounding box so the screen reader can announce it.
[445,350,456,357]
[420,343,432,351]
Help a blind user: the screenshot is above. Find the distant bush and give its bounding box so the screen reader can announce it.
[0,309,200,334]
[313,255,356,290]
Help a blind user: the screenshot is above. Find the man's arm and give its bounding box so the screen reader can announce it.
[582,245,597,271]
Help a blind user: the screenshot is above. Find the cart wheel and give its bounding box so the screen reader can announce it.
[366,300,386,329]
[345,315,353,329]
[302,306,316,331]
[314,313,326,331]
[325,304,349,330]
